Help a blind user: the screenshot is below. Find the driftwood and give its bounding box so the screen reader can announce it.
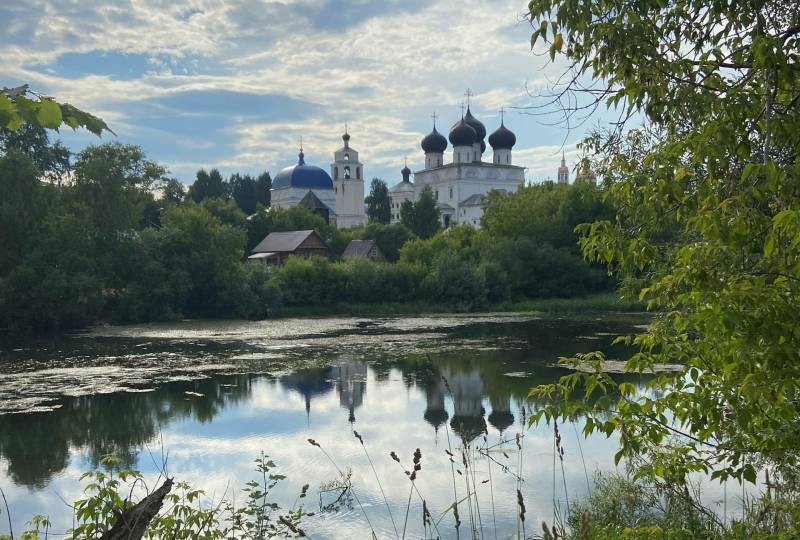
[102,478,174,540]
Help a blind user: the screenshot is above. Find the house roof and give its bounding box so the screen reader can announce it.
[252,230,323,253]
[342,239,381,258]
[436,202,455,212]
[299,190,331,211]
[459,193,486,207]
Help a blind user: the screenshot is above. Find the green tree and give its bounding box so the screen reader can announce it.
[399,199,414,229]
[160,178,186,205]
[411,185,441,239]
[72,142,166,236]
[365,178,391,224]
[0,150,51,275]
[188,168,226,202]
[228,173,258,215]
[0,124,71,184]
[255,171,272,207]
[362,222,415,262]
[153,204,247,317]
[527,0,800,486]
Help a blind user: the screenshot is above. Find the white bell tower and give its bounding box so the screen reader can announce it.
[331,127,367,228]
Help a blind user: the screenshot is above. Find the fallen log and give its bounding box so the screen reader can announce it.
[101,478,173,540]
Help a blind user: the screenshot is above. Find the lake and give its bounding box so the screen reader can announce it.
[0,312,678,538]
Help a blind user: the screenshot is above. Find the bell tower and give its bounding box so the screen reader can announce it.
[331,126,367,228]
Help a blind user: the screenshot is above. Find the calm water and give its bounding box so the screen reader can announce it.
[0,313,660,538]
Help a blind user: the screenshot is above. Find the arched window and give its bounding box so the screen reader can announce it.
[344,153,350,161]
[356,167,360,180]
[449,186,453,199]
[506,155,509,164]
[344,165,351,179]
[334,167,338,179]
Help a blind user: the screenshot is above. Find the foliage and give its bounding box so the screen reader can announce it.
[188,168,226,203]
[0,84,111,136]
[361,222,415,262]
[255,171,271,207]
[365,178,391,224]
[150,204,247,318]
[0,453,310,539]
[419,250,487,308]
[228,173,259,215]
[527,0,800,487]
[401,185,441,239]
[270,256,346,305]
[0,124,71,184]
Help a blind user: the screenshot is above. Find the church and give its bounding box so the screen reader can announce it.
[270,130,367,229]
[269,95,577,230]
[389,105,526,227]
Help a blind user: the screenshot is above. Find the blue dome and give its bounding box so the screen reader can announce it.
[273,151,334,189]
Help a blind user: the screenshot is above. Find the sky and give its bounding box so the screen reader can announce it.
[1,0,612,187]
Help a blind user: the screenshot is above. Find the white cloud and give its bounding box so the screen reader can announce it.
[1,0,589,182]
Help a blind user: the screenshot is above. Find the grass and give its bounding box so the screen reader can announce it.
[276,292,645,319]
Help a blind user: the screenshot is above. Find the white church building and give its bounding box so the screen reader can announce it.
[271,130,367,229]
[389,107,526,227]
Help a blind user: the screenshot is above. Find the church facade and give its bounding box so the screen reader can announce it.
[270,131,367,229]
[389,107,525,228]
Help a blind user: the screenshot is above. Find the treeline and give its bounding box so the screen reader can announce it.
[271,182,616,310]
[0,128,615,333]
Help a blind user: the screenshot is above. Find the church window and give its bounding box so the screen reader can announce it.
[449,186,453,199]
[334,167,338,179]
[356,167,361,179]
[506,155,509,164]
[344,166,351,179]
[344,153,350,161]
[342,184,345,194]
[435,189,439,200]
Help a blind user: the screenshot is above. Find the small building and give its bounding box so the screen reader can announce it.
[298,191,332,223]
[341,239,385,261]
[248,230,328,265]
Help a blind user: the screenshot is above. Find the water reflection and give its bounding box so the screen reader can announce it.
[0,315,649,538]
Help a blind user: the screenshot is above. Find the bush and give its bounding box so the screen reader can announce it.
[269,256,346,306]
[235,263,283,319]
[419,251,487,308]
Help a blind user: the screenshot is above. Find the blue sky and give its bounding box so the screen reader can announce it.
[1,0,611,186]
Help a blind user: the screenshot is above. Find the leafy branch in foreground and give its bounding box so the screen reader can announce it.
[525,0,800,487]
[0,84,112,136]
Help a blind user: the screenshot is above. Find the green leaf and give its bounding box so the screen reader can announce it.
[35,97,62,128]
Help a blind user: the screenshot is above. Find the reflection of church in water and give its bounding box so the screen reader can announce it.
[280,359,514,441]
[425,368,515,443]
[278,358,367,424]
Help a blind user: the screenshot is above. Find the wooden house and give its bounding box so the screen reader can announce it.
[248,230,329,265]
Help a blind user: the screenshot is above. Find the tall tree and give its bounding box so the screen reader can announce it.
[0,124,71,184]
[365,178,391,224]
[228,173,258,215]
[412,185,441,240]
[528,0,800,486]
[188,168,226,202]
[255,171,271,207]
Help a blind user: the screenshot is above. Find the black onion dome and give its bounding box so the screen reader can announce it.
[488,121,517,150]
[449,118,478,146]
[480,140,486,153]
[464,107,486,140]
[421,126,448,153]
[342,132,350,143]
[402,164,411,175]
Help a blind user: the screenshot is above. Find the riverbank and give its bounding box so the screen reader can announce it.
[276,292,645,318]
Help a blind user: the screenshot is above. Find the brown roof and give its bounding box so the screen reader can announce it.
[251,230,326,253]
[342,239,382,259]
